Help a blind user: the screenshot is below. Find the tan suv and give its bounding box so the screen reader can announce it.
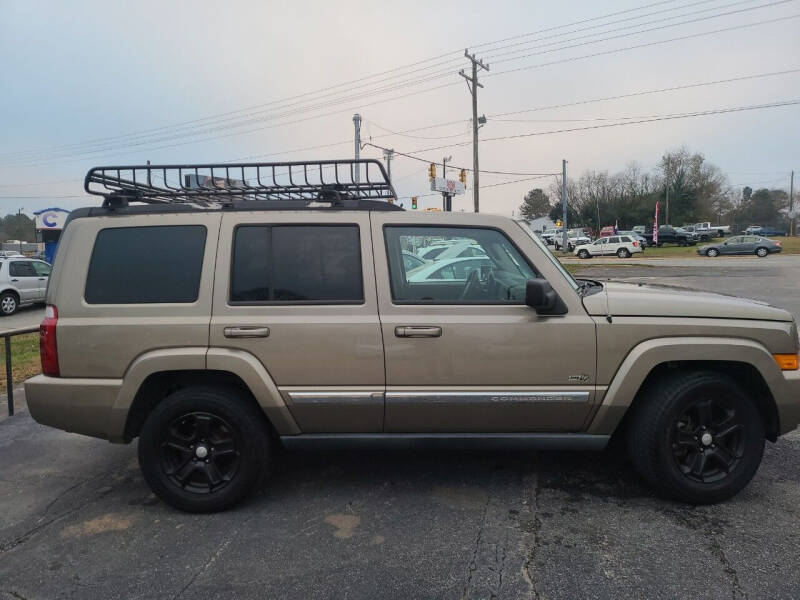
[25,160,800,512]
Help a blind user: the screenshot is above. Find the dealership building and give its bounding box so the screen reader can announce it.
[33,207,71,263]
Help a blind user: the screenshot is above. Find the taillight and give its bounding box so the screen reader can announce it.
[633,241,639,247]
[40,305,59,377]
[776,242,782,247]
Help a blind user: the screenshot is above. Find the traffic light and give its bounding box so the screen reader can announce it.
[428,163,436,180]
[459,169,467,184]
[411,196,418,210]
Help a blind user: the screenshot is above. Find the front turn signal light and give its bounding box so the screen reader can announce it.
[773,354,799,371]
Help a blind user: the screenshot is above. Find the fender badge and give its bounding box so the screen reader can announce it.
[568,374,589,383]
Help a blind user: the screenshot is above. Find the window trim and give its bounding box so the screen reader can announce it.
[228,223,366,306]
[383,224,541,306]
[84,224,207,305]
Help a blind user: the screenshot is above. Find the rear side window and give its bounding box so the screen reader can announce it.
[9,261,36,277]
[85,225,207,304]
[230,225,363,304]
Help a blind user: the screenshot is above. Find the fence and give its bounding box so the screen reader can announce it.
[2,326,39,416]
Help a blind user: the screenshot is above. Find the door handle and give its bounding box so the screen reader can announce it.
[10,279,18,282]
[224,326,270,338]
[38,278,46,281]
[395,326,442,338]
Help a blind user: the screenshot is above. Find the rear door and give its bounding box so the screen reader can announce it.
[8,261,39,301]
[605,236,621,255]
[210,212,385,433]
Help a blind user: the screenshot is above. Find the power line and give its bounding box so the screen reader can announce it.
[403,100,800,154]
[0,0,704,161]
[2,0,788,165]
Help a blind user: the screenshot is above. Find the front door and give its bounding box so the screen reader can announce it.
[209,212,385,433]
[31,260,51,301]
[372,214,598,433]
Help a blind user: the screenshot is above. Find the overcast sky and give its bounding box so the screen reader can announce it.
[1,0,798,217]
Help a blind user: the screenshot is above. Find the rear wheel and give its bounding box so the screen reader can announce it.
[0,292,18,316]
[755,247,769,258]
[626,371,764,504]
[138,385,270,512]
[706,248,719,257]
[617,248,630,258]
[577,249,590,259]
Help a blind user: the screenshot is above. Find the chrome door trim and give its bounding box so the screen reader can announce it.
[288,391,384,405]
[280,432,610,451]
[386,391,590,404]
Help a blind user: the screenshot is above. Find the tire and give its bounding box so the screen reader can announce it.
[577,249,590,259]
[0,291,18,316]
[617,248,630,258]
[706,248,719,257]
[755,247,768,258]
[138,385,270,513]
[626,371,765,504]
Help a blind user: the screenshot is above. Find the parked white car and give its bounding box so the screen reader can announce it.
[553,231,591,251]
[574,235,643,259]
[407,257,491,282]
[0,257,52,315]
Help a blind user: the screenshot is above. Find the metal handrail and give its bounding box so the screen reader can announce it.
[2,326,39,416]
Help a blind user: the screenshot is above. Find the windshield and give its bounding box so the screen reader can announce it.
[515,220,579,290]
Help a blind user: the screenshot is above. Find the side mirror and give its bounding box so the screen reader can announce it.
[525,278,567,315]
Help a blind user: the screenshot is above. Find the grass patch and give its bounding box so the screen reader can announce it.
[0,333,41,389]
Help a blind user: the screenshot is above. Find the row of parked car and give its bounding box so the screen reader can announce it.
[538,223,785,260]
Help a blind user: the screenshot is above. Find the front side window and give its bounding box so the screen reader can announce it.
[231,225,363,304]
[32,261,51,277]
[385,226,537,304]
[85,225,207,304]
[9,261,36,277]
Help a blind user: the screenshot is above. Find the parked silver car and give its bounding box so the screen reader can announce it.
[0,258,52,315]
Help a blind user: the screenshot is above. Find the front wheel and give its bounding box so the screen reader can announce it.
[138,385,270,512]
[626,371,765,504]
[617,248,630,258]
[755,247,769,257]
[577,249,590,259]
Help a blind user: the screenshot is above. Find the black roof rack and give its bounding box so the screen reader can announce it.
[84,159,399,209]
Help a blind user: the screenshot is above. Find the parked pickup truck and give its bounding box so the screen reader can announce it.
[643,226,697,247]
[24,159,800,513]
[696,222,730,237]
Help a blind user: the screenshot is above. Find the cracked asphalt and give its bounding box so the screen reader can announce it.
[1,259,799,599]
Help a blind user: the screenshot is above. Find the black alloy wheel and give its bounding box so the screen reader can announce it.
[160,412,240,494]
[671,398,745,484]
[139,385,270,512]
[626,371,765,504]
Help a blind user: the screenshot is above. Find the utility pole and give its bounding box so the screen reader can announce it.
[665,179,670,226]
[353,113,362,183]
[789,170,795,236]
[382,147,394,183]
[561,160,569,253]
[459,50,489,213]
[442,155,452,211]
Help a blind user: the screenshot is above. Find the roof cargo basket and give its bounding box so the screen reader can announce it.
[84,159,398,208]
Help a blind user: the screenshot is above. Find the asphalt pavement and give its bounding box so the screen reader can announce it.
[1,259,799,599]
[0,305,44,333]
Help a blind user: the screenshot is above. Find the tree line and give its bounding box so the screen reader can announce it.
[0,213,37,242]
[519,148,793,232]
